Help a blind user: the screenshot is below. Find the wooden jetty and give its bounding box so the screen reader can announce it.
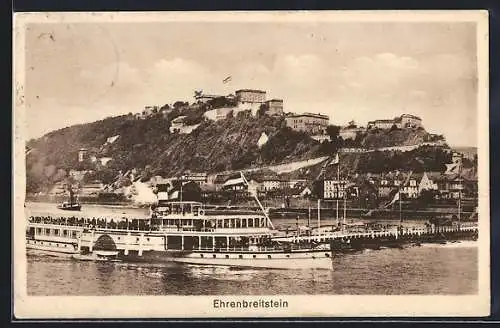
[271,222,478,251]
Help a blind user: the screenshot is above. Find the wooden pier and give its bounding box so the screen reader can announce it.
[271,222,478,250]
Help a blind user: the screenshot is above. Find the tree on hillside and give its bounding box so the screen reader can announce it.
[326,125,341,140]
[257,103,269,117]
[207,96,237,109]
[173,101,189,111]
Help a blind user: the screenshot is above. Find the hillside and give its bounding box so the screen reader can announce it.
[26,112,322,192]
[25,109,451,194]
[344,127,445,149]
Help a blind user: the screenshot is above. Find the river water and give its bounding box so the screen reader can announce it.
[24,202,478,296]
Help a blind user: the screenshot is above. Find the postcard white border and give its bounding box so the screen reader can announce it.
[13,10,490,319]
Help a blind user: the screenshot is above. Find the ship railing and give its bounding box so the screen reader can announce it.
[195,245,315,252]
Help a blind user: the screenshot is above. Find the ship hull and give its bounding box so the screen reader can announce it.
[57,205,81,211]
[26,239,79,255]
[118,249,333,270]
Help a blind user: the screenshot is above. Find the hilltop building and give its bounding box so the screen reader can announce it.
[194,93,222,103]
[236,89,267,115]
[285,113,330,135]
[367,114,423,130]
[264,99,284,116]
[236,89,266,103]
[339,120,365,140]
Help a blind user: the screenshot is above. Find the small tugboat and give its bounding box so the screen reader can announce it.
[57,187,81,211]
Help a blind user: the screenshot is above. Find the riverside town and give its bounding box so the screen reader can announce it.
[18,14,486,318]
[26,86,478,270]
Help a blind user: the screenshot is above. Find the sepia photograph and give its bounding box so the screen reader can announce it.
[13,11,489,318]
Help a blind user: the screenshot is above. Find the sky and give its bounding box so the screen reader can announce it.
[24,20,478,146]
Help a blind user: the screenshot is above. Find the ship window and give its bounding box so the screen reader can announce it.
[325,253,330,257]
[72,231,77,238]
[54,229,59,235]
[136,238,140,242]
[253,255,257,259]
[56,243,59,247]
[200,254,204,258]
[225,255,229,259]
[242,220,247,228]
[248,219,254,228]
[65,244,67,247]
[286,255,290,258]
[63,230,68,237]
[147,238,150,241]
[267,255,272,259]
[213,254,216,258]
[45,229,50,234]
[37,228,42,234]
[117,237,120,240]
[239,255,243,259]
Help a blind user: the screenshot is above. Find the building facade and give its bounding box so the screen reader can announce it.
[400,114,423,128]
[78,148,88,162]
[285,113,330,135]
[323,179,347,199]
[367,114,423,130]
[264,99,284,116]
[235,89,267,104]
[367,119,401,130]
[184,172,208,185]
[194,94,222,103]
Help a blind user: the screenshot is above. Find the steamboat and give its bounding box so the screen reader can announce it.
[57,187,81,211]
[26,172,334,269]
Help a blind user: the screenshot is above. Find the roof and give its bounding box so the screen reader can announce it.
[235,89,266,94]
[287,112,329,120]
[401,113,422,120]
[213,175,229,184]
[195,94,221,99]
[223,177,246,186]
[265,99,283,103]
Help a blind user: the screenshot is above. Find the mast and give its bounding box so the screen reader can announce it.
[336,164,340,226]
[343,185,347,227]
[240,172,275,229]
[458,155,462,224]
[317,199,321,230]
[308,205,311,229]
[399,171,412,228]
[399,189,402,227]
[69,186,74,205]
